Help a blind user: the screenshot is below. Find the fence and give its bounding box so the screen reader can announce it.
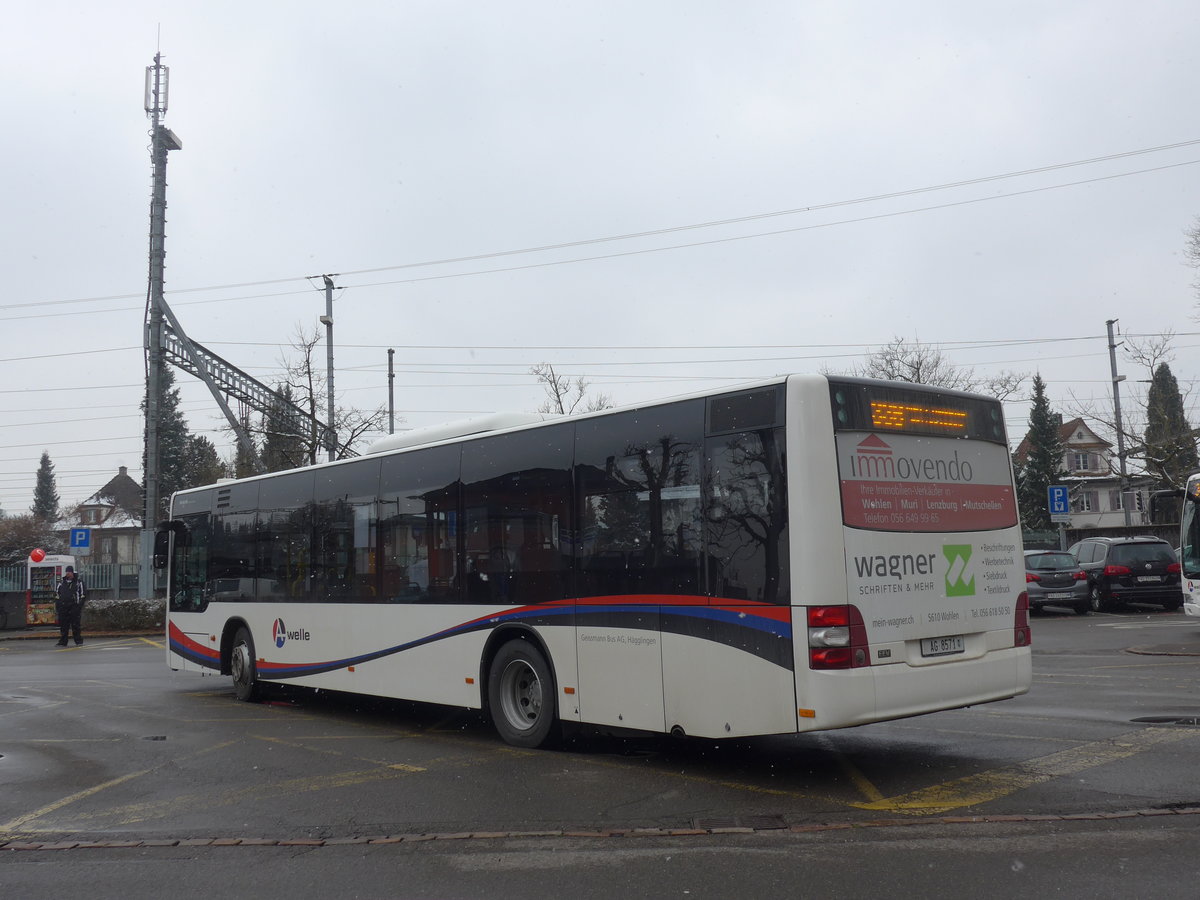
[1024,523,1180,550]
[0,564,163,599]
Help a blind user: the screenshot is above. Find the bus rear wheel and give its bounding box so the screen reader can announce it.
[230,626,261,702]
[488,639,557,749]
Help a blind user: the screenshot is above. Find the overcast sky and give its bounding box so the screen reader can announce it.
[3,1,1199,516]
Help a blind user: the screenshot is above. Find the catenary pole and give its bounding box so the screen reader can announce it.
[388,348,395,434]
[322,275,337,462]
[1107,318,1132,527]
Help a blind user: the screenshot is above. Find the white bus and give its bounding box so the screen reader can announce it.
[1174,476,1200,617]
[157,374,1031,748]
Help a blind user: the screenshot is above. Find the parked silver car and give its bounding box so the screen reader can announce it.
[1024,549,1089,615]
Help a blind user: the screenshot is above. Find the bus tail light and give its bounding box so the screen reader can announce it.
[808,605,869,669]
[1014,591,1031,648]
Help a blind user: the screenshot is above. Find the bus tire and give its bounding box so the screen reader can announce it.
[230,626,262,702]
[488,639,558,749]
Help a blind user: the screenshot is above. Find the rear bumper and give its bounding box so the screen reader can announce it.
[1103,584,1182,605]
[1026,585,1088,608]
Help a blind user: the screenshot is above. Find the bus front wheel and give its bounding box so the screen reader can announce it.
[230,626,261,702]
[487,639,558,749]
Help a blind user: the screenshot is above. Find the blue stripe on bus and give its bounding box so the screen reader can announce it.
[169,602,794,680]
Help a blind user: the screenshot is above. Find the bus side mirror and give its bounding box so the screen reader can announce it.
[153,529,171,570]
[1148,488,1186,525]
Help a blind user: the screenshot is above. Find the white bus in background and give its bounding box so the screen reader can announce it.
[157,374,1031,748]
[1174,477,1200,617]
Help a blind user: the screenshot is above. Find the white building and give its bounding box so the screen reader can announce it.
[1016,417,1153,529]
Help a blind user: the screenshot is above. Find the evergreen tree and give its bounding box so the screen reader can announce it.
[233,410,261,479]
[142,367,193,517]
[261,384,309,472]
[1144,363,1198,511]
[182,435,228,487]
[30,451,59,522]
[1016,375,1066,531]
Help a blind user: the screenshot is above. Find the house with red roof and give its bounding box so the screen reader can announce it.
[1015,417,1154,529]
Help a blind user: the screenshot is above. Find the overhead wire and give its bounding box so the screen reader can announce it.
[3,139,1199,315]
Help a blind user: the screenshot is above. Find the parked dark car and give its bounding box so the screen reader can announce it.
[1067,536,1183,612]
[1023,549,1089,615]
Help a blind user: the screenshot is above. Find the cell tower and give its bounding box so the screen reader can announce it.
[139,52,182,599]
[137,53,352,596]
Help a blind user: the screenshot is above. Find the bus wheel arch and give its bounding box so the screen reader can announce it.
[482,628,559,749]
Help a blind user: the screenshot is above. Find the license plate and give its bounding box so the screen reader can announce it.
[921,635,965,657]
[1047,592,1074,599]
[1137,575,1162,583]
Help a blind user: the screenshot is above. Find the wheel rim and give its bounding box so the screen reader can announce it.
[231,641,252,688]
[497,659,543,732]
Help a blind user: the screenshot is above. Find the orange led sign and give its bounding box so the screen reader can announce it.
[870,401,968,433]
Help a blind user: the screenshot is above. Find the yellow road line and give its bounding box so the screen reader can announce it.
[252,734,427,771]
[0,770,153,834]
[60,767,419,830]
[856,726,1195,815]
[0,739,238,837]
[23,739,124,743]
[0,700,67,720]
[818,733,884,803]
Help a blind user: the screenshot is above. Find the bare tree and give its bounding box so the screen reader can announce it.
[530,362,613,414]
[1123,329,1175,373]
[0,513,66,566]
[849,336,1028,401]
[1185,217,1200,312]
[1062,330,1193,481]
[285,325,388,460]
[241,325,388,467]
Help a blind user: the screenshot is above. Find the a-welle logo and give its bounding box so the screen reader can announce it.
[272,617,311,648]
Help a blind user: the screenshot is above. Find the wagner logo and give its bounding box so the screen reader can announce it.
[943,545,975,597]
[848,434,975,483]
[272,617,311,648]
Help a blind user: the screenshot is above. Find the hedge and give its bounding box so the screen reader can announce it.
[82,597,166,631]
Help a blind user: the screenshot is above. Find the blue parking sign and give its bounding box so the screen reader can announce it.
[70,528,91,550]
[1047,485,1069,519]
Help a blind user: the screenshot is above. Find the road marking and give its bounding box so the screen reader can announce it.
[23,738,124,743]
[60,767,422,830]
[818,733,884,803]
[0,700,67,720]
[139,636,164,648]
[252,734,428,771]
[0,769,153,835]
[855,726,1196,815]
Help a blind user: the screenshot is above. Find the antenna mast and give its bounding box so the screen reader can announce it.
[140,52,182,599]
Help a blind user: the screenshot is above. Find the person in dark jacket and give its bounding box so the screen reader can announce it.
[55,566,86,647]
